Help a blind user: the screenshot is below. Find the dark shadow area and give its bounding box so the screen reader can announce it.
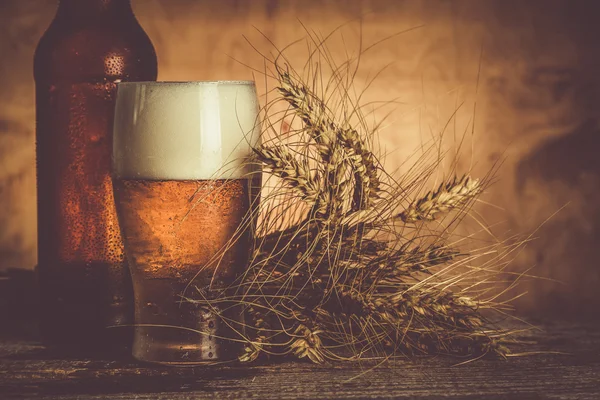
[517,120,600,187]
[516,119,600,319]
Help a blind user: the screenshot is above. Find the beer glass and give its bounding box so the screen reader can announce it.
[112,81,261,364]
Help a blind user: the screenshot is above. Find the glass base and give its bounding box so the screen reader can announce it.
[132,321,241,365]
[132,278,244,365]
[132,339,230,366]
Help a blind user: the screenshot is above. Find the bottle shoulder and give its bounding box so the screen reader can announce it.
[34,19,158,83]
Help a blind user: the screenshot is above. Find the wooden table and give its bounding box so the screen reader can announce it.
[1,272,600,399]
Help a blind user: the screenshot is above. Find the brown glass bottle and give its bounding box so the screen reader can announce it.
[34,0,158,347]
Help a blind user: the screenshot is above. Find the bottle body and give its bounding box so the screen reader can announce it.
[34,0,158,346]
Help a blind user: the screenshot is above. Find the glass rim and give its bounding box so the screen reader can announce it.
[117,80,256,86]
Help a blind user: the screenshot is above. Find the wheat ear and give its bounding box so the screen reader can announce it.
[374,245,460,282]
[397,175,482,223]
[278,70,379,210]
[254,145,321,208]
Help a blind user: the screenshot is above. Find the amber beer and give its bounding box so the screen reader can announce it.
[34,0,157,345]
[112,81,261,364]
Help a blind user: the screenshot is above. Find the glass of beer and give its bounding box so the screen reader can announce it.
[112,81,261,365]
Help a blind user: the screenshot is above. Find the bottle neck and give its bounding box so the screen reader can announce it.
[57,0,133,18]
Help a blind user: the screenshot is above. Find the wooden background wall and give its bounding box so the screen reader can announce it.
[1,0,599,318]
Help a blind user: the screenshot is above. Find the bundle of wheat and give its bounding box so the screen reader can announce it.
[192,33,529,364]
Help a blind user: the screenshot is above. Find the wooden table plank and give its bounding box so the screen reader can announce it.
[1,320,599,399]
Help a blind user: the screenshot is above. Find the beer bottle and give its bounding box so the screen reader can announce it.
[34,0,158,346]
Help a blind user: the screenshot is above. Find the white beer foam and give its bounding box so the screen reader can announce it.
[113,81,260,180]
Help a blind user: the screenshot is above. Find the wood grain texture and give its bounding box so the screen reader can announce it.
[1,320,599,399]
